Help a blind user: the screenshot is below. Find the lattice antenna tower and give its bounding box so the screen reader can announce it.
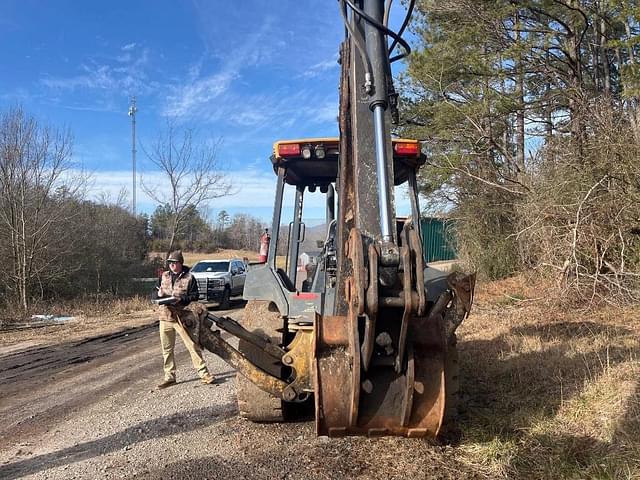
[128,97,138,215]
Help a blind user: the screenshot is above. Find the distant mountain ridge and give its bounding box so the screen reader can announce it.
[300,223,328,252]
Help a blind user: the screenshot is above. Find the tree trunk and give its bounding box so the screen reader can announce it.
[566,2,585,159]
[624,19,640,139]
[20,186,29,312]
[515,11,525,176]
[600,15,611,95]
[166,216,179,258]
[625,20,636,64]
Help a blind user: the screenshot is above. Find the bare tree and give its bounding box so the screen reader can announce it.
[225,213,267,251]
[0,106,85,312]
[141,122,233,256]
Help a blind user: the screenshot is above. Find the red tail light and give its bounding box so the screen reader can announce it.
[394,142,419,156]
[278,143,301,157]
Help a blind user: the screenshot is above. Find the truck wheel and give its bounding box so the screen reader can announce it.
[219,287,231,310]
[236,300,285,422]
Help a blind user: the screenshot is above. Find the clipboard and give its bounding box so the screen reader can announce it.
[154,296,178,306]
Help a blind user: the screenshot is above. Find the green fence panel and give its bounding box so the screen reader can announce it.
[420,218,457,263]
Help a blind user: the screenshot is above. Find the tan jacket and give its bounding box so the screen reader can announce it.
[158,269,195,322]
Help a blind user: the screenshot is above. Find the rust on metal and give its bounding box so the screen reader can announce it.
[283,328,314,399]
[400,344,416,427]
[348,228,366,316]
[362,242,379,371]
[444,272,476,340]
[346,260,362,427]
[314,315,353,436]
[183,302,288,399]
[407,220,426,316]
[199,327,288,398]
[335,39,355,317]
[395,222,414,373]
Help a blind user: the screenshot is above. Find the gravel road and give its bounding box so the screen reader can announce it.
[0,302,478,480]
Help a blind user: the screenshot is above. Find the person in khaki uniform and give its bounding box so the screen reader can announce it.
[156,250,215,389]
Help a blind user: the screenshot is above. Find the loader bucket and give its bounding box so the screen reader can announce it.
[313,312,448,437]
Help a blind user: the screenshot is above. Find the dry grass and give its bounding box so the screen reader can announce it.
[0,295,156,346]
[150,249,289,269]
[455,274,640,479]
[149,249,260,266]
[183,250,258,265]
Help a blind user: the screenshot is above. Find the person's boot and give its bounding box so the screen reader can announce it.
[200,373,215,385]
[157,378,176,389]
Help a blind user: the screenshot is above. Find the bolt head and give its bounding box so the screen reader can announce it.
[283,387,297,401]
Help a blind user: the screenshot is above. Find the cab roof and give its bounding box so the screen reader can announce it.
[270,137,425,187]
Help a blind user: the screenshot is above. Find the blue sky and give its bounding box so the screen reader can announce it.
[0,0,413,225]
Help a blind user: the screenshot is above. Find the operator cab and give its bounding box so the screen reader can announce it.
[242,137,427,321]
[271,138,426,297]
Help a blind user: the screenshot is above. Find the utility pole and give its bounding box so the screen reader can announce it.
[128,97,138,215]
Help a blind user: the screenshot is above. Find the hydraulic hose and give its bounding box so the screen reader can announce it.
[383,0,393,27]
[388,0,415,61]
[343,0,411,62]
[339,0,373,93]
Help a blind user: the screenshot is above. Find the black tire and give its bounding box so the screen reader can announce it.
[219,287,231,310]
[236,300,285,422]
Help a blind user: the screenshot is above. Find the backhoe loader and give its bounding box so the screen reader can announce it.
[183,0,475,438]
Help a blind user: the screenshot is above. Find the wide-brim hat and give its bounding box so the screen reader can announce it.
[167,250,184,263]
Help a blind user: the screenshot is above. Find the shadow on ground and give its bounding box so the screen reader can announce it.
[130,436,482,480]
[458,318,639,478]
[0,404,237,480]
[179,369,236,386]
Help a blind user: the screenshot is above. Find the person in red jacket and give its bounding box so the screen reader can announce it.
[258,228,270,263]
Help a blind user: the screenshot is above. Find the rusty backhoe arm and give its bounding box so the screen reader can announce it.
[311,0,477,437]
[182,307,289,399]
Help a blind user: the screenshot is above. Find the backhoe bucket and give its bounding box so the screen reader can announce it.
[314,313,448,437]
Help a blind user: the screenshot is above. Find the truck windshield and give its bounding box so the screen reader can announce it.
[191,261,229,273]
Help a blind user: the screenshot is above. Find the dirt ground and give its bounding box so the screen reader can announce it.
[0,300,466,480]
[0,278,638,479]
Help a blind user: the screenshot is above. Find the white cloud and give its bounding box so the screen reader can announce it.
[0,87,35,103]
[228,110,268,127]
[162,17,275,119]
[183,87,338,133]
[297,56,339,79]
[82,166,415,221]
[80,168,285,218]
[39,47,152,98]
[41,64,114,90]
[116,52,132,63]
[163,71,236,117]
[300,101,338,125]
[122,42,137,51]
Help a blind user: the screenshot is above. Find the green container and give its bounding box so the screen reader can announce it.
[420,218,457,263]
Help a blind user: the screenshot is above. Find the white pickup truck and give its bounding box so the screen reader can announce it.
[190,258,247,309]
